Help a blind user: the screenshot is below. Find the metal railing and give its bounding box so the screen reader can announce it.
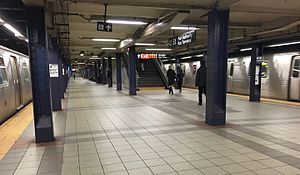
[153,58,168,88]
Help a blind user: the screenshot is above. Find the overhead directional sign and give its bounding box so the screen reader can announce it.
[168,30,196,47]
[137,53,157,59]
[97,22,112,32]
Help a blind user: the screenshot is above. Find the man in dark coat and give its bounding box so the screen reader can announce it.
[167,66,176,95]
[176,67,184,93]
[195,61,207,105]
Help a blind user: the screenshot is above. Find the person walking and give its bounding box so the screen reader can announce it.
[176,67,184,93]
[195,61,207,105]
[167,66,176,95]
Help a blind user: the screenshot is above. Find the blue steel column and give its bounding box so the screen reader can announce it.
[249,44,263,101]
[48,38,62,111]
[116,52,122,90]
[175,56,181,74]
[107,57,113,87]
[206,8,229,126]
[129,46,137,95]
[101,58,107,84]
[27,7,54,143]
[94,62,98,81]
[96,60,102,83]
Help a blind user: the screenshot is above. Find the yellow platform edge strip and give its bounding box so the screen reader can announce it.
[0,103,33,160]
[228,93,300,107]
[139,87,165,91]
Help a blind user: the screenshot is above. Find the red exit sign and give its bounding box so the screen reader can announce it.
[140,54,157,59]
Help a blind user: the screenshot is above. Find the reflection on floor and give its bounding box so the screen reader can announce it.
[1,78,300,175]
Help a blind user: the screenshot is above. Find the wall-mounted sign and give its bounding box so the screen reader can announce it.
[49,64,59,78]
[97,22,112,32]
[168,31,196,47]
[137,53,157,59]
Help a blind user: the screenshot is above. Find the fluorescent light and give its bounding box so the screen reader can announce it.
[106,20,147,25]
[240,48,252,52]
[92,38,120,42]
[267,41,300,48]
[171,26,199,30]
[195,54,204,57]
[3,23,23,37]
[101,47,116,50]
[25,39,29,42]
[135,43,156,46]
[182,56,192,59]
[89,57,101,60]
[0,18,3,23]
[145,48,172,51]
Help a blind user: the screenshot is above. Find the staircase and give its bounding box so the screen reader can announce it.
[136,59,165,87]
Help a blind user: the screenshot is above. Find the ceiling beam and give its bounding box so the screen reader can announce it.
[21,0,45,6]
[231,6,300,16]
[216,0,241,10]
[64,0,210,11]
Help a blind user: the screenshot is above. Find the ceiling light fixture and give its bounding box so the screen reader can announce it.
[195,54,204,57]
[80,51,84,56]
[92,38,120,42]
[106,19,147,25]
[135,43,156,46]
[171,26,199,30]
[101,47,116,50]
[240,48,252,52]
[0,18,4,23]
[181,56,192,59]
[145,48,172,51]
[266,41,300,48]
[3,23,23,37]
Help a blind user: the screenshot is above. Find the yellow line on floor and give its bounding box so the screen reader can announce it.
[228,93,300,107]
[139,87,165,91]
[0,103,33,160]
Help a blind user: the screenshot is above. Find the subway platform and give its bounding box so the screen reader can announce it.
[1,78,300,175]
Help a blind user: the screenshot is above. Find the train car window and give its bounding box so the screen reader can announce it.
[21,62,30,80]
[229,63,234,76]
[261,61,268,78]
[292,59,300,78]
[0,57,8,87]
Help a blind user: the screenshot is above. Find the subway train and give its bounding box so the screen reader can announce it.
[0,45,32,124]
[164,51,300,101]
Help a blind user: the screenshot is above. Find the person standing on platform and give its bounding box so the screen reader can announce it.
[167,66,176,95]
[73,73,76,79]
[176,67,184,93]
[195,61,207,105]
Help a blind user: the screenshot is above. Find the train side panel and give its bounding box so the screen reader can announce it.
[168,51,298,101]
[0,51,17,123]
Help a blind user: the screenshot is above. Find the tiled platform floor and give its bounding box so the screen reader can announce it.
[1,78,300,175]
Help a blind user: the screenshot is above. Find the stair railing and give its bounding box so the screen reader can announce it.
[153,58,168,88]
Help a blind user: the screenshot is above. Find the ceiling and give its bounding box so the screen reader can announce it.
[1,0,300,62]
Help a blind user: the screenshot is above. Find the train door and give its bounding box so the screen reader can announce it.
[289,56,300,101]
[10,56,22,109]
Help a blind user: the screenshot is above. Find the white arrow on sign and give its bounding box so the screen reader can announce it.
[106,25,112,31]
